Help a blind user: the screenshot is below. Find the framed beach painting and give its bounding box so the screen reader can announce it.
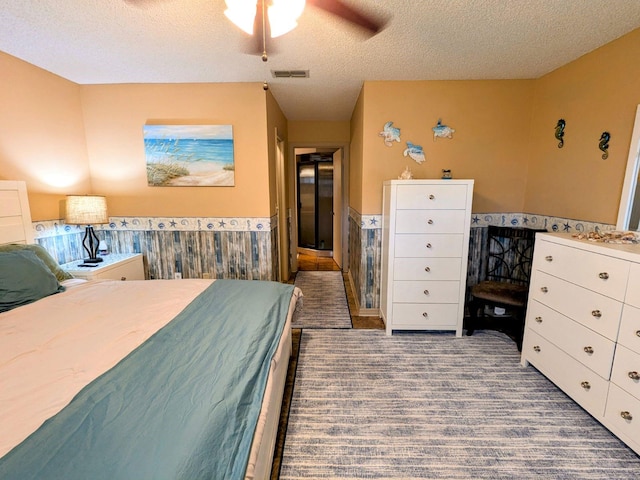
[144,125,235,186]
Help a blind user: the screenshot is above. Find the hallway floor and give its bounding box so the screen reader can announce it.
[294,252,384,330]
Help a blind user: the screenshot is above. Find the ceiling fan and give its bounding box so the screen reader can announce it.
[225,0,387,61]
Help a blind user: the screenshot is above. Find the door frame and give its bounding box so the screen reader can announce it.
[275,130,289,282]
[288,141,349,272]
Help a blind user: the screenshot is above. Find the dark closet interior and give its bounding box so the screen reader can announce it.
[297,153,333,251]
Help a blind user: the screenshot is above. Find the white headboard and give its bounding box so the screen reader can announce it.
[0,180,34,245]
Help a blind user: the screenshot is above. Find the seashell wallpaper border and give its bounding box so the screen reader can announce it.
[33,216,276,239]
[352,208,615,233]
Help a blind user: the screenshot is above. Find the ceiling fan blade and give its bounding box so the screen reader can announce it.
[308,0,386,35]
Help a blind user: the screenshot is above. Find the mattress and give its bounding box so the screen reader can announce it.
[0,278,299,479]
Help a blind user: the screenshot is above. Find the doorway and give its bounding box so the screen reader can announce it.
[297,153,334,252]
[288,144,348,273]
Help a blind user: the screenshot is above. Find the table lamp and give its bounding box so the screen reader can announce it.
[65,195,109,263]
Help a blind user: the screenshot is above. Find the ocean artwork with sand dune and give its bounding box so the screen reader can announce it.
[144,125,235,187]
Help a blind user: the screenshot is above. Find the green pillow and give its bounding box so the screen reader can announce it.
[0,243,73,282]
[0,250,66,313]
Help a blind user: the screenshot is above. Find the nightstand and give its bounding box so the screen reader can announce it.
[61,253,144,281]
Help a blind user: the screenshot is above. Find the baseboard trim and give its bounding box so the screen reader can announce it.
[347,270,362,315]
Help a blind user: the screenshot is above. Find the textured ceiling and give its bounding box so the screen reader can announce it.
[2,0,640,121]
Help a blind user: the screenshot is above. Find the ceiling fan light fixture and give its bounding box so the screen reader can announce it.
[268,0,306,38]
[225,0,306,38]
[224,0,257,35]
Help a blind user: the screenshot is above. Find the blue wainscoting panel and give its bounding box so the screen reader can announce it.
[34,216,278,281]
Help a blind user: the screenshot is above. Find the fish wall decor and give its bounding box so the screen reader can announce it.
[432,119,455,140]
[403,142,425,164]
[379,121,401,146]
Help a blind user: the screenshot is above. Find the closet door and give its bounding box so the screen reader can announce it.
[298,163,316,249]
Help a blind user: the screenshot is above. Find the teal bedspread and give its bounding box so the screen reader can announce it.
[0,279,295,480]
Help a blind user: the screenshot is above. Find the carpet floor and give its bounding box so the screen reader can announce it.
[279,329,640,479]
[292,271,351,329]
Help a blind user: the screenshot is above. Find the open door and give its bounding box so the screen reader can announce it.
[275,131,290,282]
[332,149,343,269]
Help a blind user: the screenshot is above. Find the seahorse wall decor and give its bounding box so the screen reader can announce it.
[555,119,565,148]
[599,131,611,160]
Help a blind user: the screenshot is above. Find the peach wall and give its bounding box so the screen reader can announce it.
[80,83,271,217]
[349,90,365,214]
[525,28,640,224]
[359,80,535,214]
[266,88,291,281]
[266,88,288,215]
[0,52,91,221]
[288,121,350,143]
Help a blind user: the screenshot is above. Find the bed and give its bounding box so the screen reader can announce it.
[0,181,301,479]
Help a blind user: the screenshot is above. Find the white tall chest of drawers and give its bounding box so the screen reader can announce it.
[521,233,640,455]
[380,179,474,336]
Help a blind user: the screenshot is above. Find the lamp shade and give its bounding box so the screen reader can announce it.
[65,195,109,225]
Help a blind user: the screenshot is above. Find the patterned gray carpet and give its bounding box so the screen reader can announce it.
[280,329,640,479]
[292,271,351,328]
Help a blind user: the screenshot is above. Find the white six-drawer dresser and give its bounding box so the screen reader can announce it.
[521,232,640,455]
[380,179,474,336]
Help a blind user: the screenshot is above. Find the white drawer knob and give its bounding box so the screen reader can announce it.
[424,266,431,272]
[535,316,543,323]
[581,381,591,390]
[545,255,553,262]
[427,219,434,225]
[428,194,435,200]
[629,371,640,381]
[533,345,541,352]
[540,287,548,293]
[422,312,428,318]
[591,310,602,318]
[583,346,594,355]
[599,272,609,280]
[423,289,430,296]
[620,411,633,421]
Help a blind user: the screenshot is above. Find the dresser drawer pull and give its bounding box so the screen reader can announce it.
[533,345,541,353]
[545,255,553,262]
[629,371,640,381]
[598,272,609,280]
[583,346,594,355]
[580,381,591,390]
[591,310,602,318]
[428,194,435,200]
[535,316,543,323]
[426,243,432,249]
[427,219,434,225]
[620,411,633,421]
[540,287,548,293]
[423,289,430,296]
[121,276,127,281]
[424,266,431,272]
[636,330,640,337]
[422,312,429,318]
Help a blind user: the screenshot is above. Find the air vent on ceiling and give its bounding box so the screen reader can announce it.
[271,70,309,78]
